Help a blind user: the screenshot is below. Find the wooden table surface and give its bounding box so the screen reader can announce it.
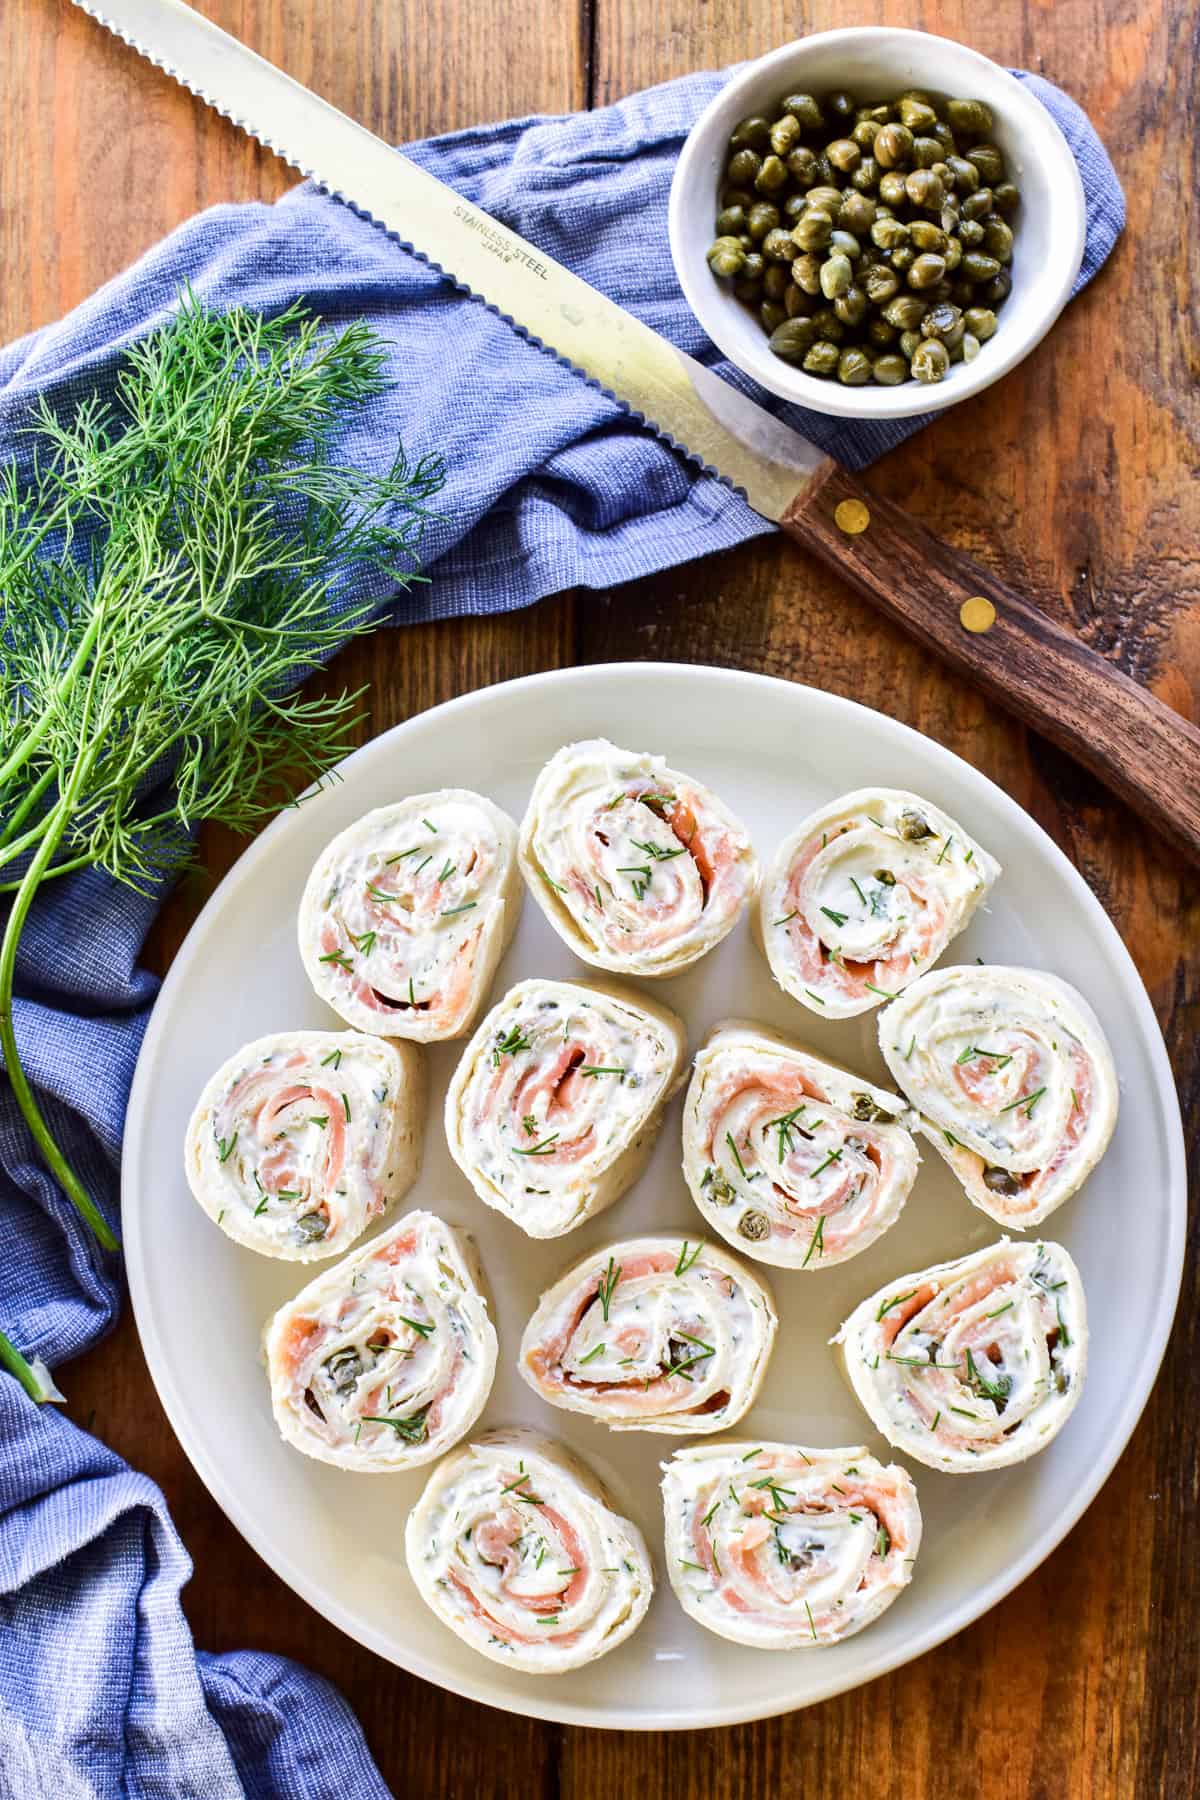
[4,0,1197,1794]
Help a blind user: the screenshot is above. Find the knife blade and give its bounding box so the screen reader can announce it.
[67,0,1200,863]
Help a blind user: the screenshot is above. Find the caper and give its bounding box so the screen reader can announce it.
[866,316,897,347]
[961,331,981,362]
[783,193,808,223]
[910,338,950,384]
[874,123,914,169]
[731,115,773,151]
[912,135,942,169]
[957,217,985,248]
[947,97,993,136]
[826,90,856,123]
[807,185,844,215]
[781,92,824,130]
[802,340,840,377]
[850,1092,890,1121]
[756,154,789,194]
[706,237,746,279]
[715,205,747,237]
[909,220,948,253]
[827,137,861,174]
[898,96,938,132]
[728,148,762,187]
[733,276,762,303]
[835,283,868,327]
[871,353,909,385]
[871,215,909,250]
[811,307,845,342]
[908,252,947,290]
[898,807,934,839]
[721,185,755,212]
[837,346,872,385]
[962,187,994,221]
[864,263,900,304]
[768,316,819,364]
[883,294,926,330]
[323,1345,365,1393]
[875,868,897,884]
[852,118,881,150]
[962,251,1002,283]
[967,143,1006,185]
[982,268,1013,307]
[792,252,823,295]
[945,154,980,194]
[905,168,944,209]
[982,217,1014,262]
[983,1165,1022,1197]
[992,181,1021,215]
[878,169,908,205]
[890,244,916,274]
[763,227,800,263]
[770,113,802,157]
[829,228,862,259]
[760,300,787,333]
[792,207,834,250]
[838,190,877,233]
[784,147,817,190]
[964,305,998,341]
[931,120,955,149]
[737,1208,771,1241]
[820,252,854,299]
[850,157,880,193]
[746,201,780,240]
[763,263,791,300]
[739,251,765,282]
[920,301,964,346]
[784,283,811,319]
[296,1211,328,1242]
[898,329,923,361]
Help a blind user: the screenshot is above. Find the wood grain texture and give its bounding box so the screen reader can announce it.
[3,0,1198,1796]
[782,461,1200,864]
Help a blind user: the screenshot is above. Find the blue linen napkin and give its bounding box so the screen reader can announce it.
[0,66,1122,1796]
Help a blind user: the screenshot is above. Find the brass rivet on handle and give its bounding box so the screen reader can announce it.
[834,498,870,536]
[960,595,997,634]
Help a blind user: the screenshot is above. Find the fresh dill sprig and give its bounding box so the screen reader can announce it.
[0,295,443,1402]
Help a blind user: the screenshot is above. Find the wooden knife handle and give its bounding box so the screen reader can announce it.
[782,462,1200,865]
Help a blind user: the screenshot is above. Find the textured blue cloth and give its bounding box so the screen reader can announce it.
[0,65,1122,1797]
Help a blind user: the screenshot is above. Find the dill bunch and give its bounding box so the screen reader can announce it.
[0,294,443,1400]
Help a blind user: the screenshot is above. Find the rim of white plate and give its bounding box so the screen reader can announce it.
[123,662,1186,1731]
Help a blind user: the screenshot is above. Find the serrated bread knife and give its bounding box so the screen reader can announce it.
[69,0,1200,861]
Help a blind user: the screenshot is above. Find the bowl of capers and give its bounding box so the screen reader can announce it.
[669,28,1085,418]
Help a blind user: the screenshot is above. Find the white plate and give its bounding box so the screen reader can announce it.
[124,663,1185,1731]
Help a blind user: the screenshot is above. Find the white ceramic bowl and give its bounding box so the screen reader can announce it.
[669,28,1086,420]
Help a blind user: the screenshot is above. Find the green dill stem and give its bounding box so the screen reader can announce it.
[0,765,56,852]
[0,719,118,1250]
[0,853,91,895]
[0,608,103,800]
[0,1326,46,1402]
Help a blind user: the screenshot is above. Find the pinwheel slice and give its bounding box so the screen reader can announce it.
[298,790,521,1041]
[263,1210,496,1469]
[185,1030,423,1260]
[519,738,758,977]
[758,788,1000,1019]
[682,1021,919,1269]
[833,1237,1087,1472]
[662,1442,921,1648]
[878,964,1118,1227]
[519,1234,777,1433]
[405,1428,653,1673]
[445,977,687,1238]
